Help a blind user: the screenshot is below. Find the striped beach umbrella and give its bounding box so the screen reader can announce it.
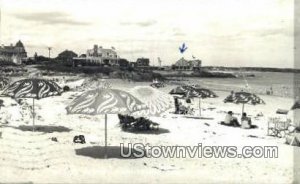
[2,79,63,131]
[131,86,173,116]
[224,91,265,114]
[184,88,218,116]
[169,85,195,95]
[193,88,218,98]
[66,88,147,158]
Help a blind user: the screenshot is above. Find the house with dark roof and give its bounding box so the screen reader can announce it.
[0,40,27,65]
[136,58,150,67]
[172,57,201,71]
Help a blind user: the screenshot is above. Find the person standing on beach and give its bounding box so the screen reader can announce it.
[270,86,273,95]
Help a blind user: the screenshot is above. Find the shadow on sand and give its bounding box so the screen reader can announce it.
[75,146,146,159]
[220,122,258,129]
[122,128,170,135]
[15,125,72,133]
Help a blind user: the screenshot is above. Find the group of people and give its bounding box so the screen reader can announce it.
[222,111,253,129]
[174,97,193,115]
[118,114,159,131]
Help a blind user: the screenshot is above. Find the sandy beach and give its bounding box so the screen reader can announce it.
[0,77,299,183]
[0,0,297,182]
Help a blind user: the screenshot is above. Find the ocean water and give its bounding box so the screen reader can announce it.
[187,72,299,98]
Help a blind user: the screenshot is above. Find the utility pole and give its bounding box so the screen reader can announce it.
[47,47,52,60]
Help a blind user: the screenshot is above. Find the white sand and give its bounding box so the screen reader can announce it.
[0,78,299,183]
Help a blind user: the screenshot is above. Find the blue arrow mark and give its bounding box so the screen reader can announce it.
[179,43,188,54]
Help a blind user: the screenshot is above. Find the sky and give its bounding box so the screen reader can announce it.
[0,0,294,68]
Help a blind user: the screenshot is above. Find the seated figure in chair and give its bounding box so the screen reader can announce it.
[174,97,190,114]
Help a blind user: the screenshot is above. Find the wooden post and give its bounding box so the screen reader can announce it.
[242,103,245,115]
[32,98,35,132]
[199,98,201,116]
[104,114,107,158]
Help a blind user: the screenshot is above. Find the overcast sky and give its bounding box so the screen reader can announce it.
[0,0,294,68]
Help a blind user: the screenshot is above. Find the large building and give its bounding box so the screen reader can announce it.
[172,57,202,71]
[86,45,118,65]
[0,40,27,65]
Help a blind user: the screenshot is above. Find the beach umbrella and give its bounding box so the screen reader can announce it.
[170,85,200,115]
[169,85,195,95]
[66,88,148,158]
[0,77,10,91]
[130,86,173,116]
[193,87,218,98]
[184,88,218,116]
[224,91,265,114]
[2,79,63,131]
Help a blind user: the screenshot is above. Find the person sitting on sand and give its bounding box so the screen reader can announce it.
[223,111,239,127]
[241,112,251,129]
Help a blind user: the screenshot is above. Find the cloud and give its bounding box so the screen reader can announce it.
[12,12,91,26]
[120,20,157,27]
[172,28,186,37]
[173,31,186,37]
[174,32,185,36]
[256,28,292,37]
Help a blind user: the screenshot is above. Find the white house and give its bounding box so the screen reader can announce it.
[86,45,118,65]
[172,57,202,70]
[0,40,27,65]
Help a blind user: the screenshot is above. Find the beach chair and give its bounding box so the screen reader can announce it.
[267,117,291,138]
[286,132,300,146]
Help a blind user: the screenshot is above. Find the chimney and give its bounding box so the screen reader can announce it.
[93,44,98,56]
[93,44,98,50]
